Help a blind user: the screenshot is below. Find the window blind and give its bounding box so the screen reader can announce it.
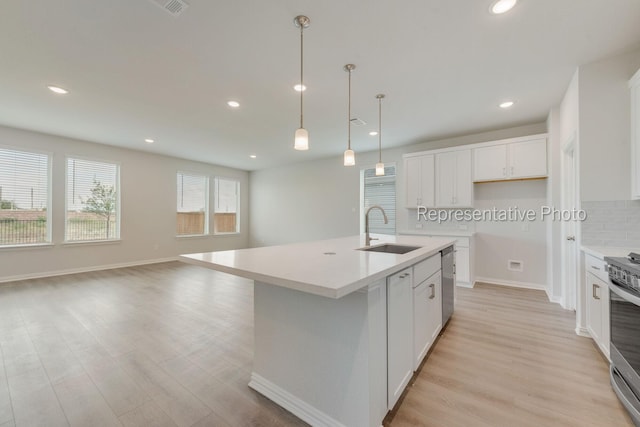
[214,177,239,233]
[0,147,50,245]
[363,165,396,235]
[177,172,208,235]
[66,158,119,241]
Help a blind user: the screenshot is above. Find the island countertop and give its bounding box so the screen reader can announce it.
[180,234,455,299]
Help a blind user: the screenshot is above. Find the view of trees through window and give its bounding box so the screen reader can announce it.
[66,158,119,241]
[0,147,50,246]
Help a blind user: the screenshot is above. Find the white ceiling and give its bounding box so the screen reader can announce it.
[1,1,640,171]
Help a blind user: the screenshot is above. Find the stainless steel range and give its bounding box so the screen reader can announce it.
[606,252,640,426]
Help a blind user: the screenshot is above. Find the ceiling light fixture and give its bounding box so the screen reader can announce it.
[144,138,154,144]
[227,100,240,108]
[47,85,69,95]
[294,84,307,92]
[250,154,257,159]
[490,0,517,14]
[294,15,310,151]
[344,64,356,166]
[369,131,378,136]
[375,94,385,176]
[499,100,515,108]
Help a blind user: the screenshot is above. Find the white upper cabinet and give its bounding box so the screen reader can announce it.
[473,138,547,182]
[405,155,435,208]
[435,150,472,208]
[631,68,640,200]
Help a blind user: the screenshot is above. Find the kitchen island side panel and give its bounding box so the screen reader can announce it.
[251,281,385,427]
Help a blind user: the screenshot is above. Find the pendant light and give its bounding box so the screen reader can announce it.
[294,15,310,151]
[375,94,385,176]
[344,64,356,166]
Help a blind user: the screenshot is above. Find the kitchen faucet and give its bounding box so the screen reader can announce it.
[365,205,388,246]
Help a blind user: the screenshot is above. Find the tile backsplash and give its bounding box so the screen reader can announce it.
[581,200,640,247]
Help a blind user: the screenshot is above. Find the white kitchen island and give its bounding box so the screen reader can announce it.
[180,234,454,427]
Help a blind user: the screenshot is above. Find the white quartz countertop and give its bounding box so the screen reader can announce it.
[399,230,475,237]
[180,234,455,299]
[581,245,639,260]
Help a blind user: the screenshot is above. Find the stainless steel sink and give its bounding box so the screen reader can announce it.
[358,244,422,254]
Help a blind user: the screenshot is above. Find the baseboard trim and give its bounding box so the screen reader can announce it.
[0,257,179,284]
[248,372,346,427]
[575,326,591,338]
[456,282,474,289]
[474,276,547,291]
[545,288,563,305]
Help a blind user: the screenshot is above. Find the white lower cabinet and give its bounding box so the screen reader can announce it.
[387,267,414,410]
[584,253,610,359]
[413,271,442,370]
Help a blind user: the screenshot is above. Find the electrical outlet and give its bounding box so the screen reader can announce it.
[415,223,423,229]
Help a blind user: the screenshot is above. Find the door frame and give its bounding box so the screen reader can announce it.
[560,134,580,313]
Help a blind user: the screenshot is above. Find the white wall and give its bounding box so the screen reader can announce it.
[0,125,249,282]
[579,48,640,201]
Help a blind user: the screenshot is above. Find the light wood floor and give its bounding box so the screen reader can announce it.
[0,263,633,427]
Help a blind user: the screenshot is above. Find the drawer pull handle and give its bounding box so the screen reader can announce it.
[591,266,600,271]
[593,283,600,300]
[429,283,435,299]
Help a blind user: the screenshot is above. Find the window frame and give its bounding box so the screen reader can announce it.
[176,171,210,237]
[64,155,121,243]
[360,163,397,236]
[213,176,240,235]
[0,145,52,248]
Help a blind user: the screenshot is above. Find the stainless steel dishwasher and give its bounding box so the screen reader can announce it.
[441,245,455,325]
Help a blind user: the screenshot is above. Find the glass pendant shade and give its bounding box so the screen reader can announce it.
[294,127,309,151]
[375,162,385,176]
[343,149,355,166]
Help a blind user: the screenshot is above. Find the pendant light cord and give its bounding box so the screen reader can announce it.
[299,25,304,129]
[378,96,382,163]
[347,68,351,150]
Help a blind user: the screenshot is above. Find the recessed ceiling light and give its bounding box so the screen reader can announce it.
[47,85,69,95]
[144,138,154,144]
[499,101,515,109]
[490,0,517,14]
[369,131,379,136]
[250,155,257,159]
[227,101,240,108]
[294,84,307,92]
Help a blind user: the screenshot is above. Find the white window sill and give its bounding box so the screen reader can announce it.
[62,239,122,247]
[0,243,54,251]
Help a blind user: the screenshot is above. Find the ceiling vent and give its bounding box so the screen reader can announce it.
[148,0,189,16]
[350,118,366,126]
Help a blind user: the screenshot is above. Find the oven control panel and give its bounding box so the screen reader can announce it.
[606,256,640,292]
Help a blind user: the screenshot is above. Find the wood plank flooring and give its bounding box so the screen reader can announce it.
[0,263,633,426]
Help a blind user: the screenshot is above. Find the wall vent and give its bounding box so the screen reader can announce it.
[148,0,189,16]
[507,260,523,272]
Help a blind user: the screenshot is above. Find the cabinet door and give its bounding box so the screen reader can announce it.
[586,272,603,346]
[631,70,640,199]
[455,247,470,285]
[454,150,472,206]
[426,272,442,348]
[405,155,434,208]
[387,267,413,409]
[405,156,422,208]
[435,152,457,207]
[413,282,429,370]
[509,139,547,179]
[473,144,507,182]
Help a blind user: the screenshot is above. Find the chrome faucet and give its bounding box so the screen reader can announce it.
[365,205,388,246]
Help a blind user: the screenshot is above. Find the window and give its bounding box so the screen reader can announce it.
[177,172,208,235]
[214,177,239,234]
[362,165,396,235]
[0,147,50,246]
[66,158,119,242]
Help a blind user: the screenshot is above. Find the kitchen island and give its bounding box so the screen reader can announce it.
[180,234,454,427]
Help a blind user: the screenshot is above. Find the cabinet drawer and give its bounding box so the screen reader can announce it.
[585,254,608,282]
[389,267,413,287]
[414,253,441,285]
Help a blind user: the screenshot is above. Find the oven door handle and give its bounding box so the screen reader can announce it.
[609,281,640,307]
[611,365,640,425]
